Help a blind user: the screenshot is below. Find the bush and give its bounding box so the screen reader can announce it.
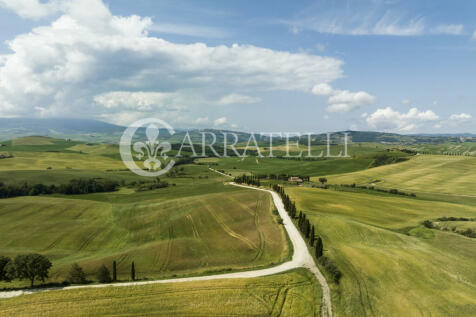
[96,265,112,283]
[422,220,434,229]
[318,256,342,283]
[67,263,87,284]
[0,256,12,282]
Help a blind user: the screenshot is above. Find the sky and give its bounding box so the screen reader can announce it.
[0,0,475,133]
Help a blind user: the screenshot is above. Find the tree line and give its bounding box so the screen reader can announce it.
[0,178,120,199]
[234,174,261,187]
[273,184,342,283]
[0,254,138,288]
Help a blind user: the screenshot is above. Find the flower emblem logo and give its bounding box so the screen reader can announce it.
[120,118,175,177]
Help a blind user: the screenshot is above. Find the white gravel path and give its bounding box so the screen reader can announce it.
[0,169,332,317]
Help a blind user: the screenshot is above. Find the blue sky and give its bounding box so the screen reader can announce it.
[0,0,475,133]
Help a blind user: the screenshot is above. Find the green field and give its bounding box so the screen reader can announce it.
[0,269,320,317]
[287,185,476,316]
[0,175,289,285]
[323,155,476,196]
[205,156,374,177]
[0,137,291,288]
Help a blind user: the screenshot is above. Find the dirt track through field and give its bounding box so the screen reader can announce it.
[0,168,332,317]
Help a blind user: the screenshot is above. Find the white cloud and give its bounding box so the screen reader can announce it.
[217,94,261,105]
[195,117,209,124]
[284,2,464,37]
[0,0,62,19]
[431,24,463,35]
[401,99,411,105]
[366,107,439,132]
[150,22,229,38]
[473,30,476,39]
[312,83,334,96]
[0,0,347,125]
[214,117,227,126]
[449,113,472,122]
[287,10,425,36]
[94,91,181,111]
[312,84,375,112]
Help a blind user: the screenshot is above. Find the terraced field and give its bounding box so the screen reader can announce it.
[287,187,476,316]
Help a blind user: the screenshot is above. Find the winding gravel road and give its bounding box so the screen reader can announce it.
[0,169,332,317]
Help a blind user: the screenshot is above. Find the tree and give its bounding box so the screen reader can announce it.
[112,260,117,282]
[305,219,311,238]
[310,226,315,246]
[131,261,136,281]
[14,254,52,287]
[4,261,16,282]
[315,237,323,259]
[0,256,11,281]
[67,263,87,284]
[96,265,111,283]
[319,177,327,185]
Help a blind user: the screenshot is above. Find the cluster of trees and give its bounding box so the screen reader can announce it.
[423,219,476,238]
[256,174,311,182]
[0,178,120,199]
[135,177,169,192]
[234,174,261,186]
[272,184,342,283]
[273,184,297,218]
[340,184,416,197]
[435,216,476,222]
[0,255,139,289]
[91,260,136,284]
[369,154,408,168]
[0,254,52,287]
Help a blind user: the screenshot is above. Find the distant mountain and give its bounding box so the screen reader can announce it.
[0,118,125,142]
[0,117,474,144]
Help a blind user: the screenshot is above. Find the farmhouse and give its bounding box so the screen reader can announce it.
[288,176,303,183]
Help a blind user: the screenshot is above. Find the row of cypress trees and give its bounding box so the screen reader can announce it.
[272,184,297,218]
[273,184,323,260]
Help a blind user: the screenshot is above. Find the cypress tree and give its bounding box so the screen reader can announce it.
[112,260,117,282]
[131,261,135,281]
[310,225,315,246]
[305,219,311,238]
[315,237,323,259]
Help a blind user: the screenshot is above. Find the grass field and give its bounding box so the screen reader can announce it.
[0,269,320,317]
[0,164,290,287]
[203,156,374,178]
[323,155,476,196]
[287,187,476,316]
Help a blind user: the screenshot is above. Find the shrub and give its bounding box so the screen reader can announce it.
[422,220,434,229]
[318,256,342,283]
[67,263,87,284]
[96,265,112,283]
[0,256,12,282]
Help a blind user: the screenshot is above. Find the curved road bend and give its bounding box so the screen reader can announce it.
[0,170,333,317]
